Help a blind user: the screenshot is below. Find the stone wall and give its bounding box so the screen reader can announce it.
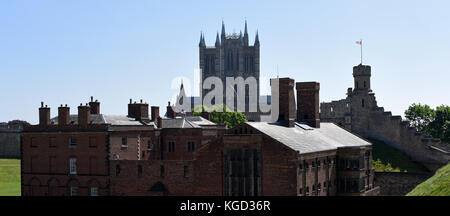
[320,64,450,172]
[374,172,431,196]
[0,125,22,158]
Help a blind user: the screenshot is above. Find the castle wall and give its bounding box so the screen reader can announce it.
[320,65,450,172]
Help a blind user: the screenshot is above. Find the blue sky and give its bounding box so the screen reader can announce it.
[1,0,449,123]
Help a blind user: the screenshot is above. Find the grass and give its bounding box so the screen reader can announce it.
[368,138,429,173]
[406,163,450,196]
[0,158,21,196]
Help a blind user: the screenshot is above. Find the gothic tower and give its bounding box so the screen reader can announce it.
[199,21,260,121]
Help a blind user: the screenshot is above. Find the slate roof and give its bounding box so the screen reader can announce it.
[246,122,370,154]
[160,116,216,128]
[50,114,154,126]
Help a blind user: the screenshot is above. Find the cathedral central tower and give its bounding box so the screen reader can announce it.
[199,21,261,121]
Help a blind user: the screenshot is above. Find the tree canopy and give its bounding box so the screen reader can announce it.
[405,103,450,143]
[192,104,247,129]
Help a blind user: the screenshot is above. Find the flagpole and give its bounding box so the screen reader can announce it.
[360,39,363,65]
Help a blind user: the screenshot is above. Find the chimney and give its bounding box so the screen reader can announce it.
[127,99,149,121]
[78,103,91,126]
[166,101,176,119]
[58,104,70,125]
[296,82,320,128]
[272,78,295,127]
[151,106,160,121]
[89,96,100,114]
[39,102,50,126]
[201,111,210,120]
[157,116,162,128]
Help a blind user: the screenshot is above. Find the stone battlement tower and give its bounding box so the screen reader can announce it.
[353,64,371,92]
[199,21,261,121]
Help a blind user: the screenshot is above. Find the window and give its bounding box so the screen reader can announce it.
[362,99,365,108]
[49,156,56,173]
[306,187,309,195]
[138,165,142,178]
[69,158,77,174]
[70,187,78,196]
[90,187,98,196]
[30,137,37,148]
[121,137,127,148]
[69,138,77,148]
[168,141,175,152]
[364,81,367,88]
[147,140,153,151]
[49,137,56,148]
[187,141,196,152]
[115,164,120,177]
[318,184,321,192]
[160,165,165,178]
[184,166,189,178]
[89,137,97,148]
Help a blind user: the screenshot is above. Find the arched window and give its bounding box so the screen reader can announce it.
[364,81,366,88]
[356,81,359,88]
[362,99,365,108]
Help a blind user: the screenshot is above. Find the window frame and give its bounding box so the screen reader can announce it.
[69,158,77,175]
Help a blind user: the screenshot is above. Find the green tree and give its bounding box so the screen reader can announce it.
[193,104,247,128]
[428,105,450,143]
[404,103,435,135]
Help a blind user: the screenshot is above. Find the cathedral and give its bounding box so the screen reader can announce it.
[176,21,269,121]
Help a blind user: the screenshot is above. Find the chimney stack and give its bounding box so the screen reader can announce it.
[201,111,211,120]
[151,106,160,121]
[127,99,149,121]
[157,116,162,128]
[272,78,295,127]
[166,101,176,119]
[296,82,320,128]
[89,96,100,114]
[58,104,70,125]
[78,103,91,126]
[39,102,50,126]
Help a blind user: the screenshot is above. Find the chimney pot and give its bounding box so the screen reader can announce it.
[41,101,44,108]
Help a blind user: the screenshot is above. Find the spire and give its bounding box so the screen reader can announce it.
[239,31,243,45]
[215,31,220,47]
[199,31,205,47]
[244,20,248,36]
[199,32,206,47]
[254,30,260,46]
[221,20,226,37]
[180,79,184,91]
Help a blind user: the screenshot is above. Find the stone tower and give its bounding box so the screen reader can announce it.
[199,21,260,121]
[353,64,371,92]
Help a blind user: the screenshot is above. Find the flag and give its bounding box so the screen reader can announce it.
[356,40,362,45]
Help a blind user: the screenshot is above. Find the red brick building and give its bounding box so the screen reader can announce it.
[21,79,379,196]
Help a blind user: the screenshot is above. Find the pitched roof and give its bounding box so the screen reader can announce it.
[160,116,216,128]
[246,122,370,154]
[50,114,154,126]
